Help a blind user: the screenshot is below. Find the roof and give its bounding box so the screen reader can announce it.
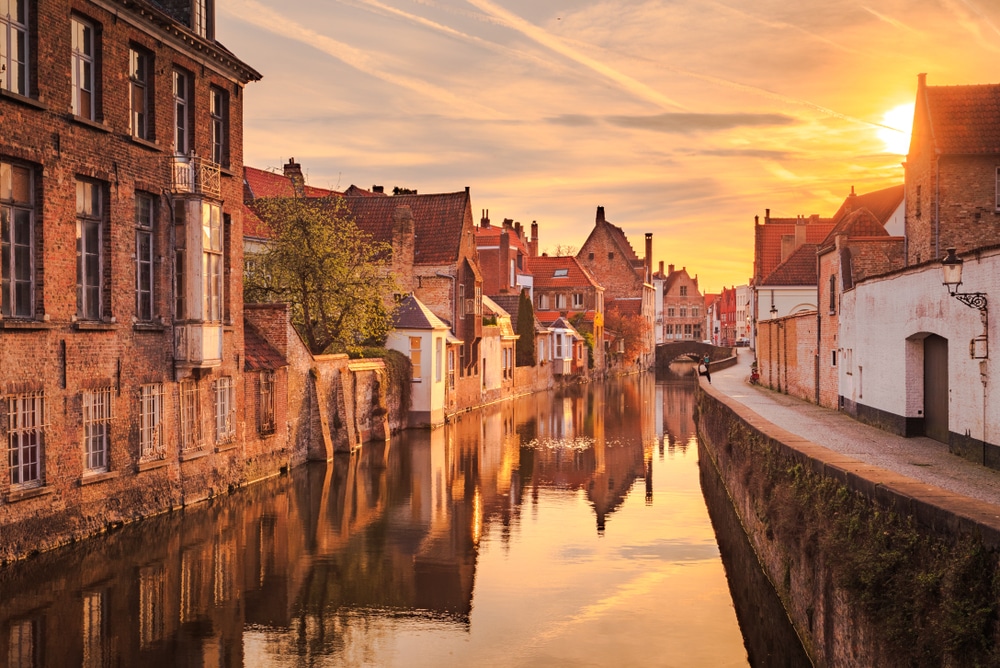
[923,82,1000,155]
[489,294,523,330]
[473,224,531,256]
[759,243,819,286]
[662,266,700,296]
[831,185,904,226]
[606,298,641,316]
[819,207,890,251]
[343,184,389,197]
[244,166,339,200]
[244,322,287,371]
[344,191,471,265]
[526,255,602,290]
[482,295,511,319]
[393,294,451,330]
[754,218,834,283]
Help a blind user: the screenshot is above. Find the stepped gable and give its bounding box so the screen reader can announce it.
[759,244,819,286]
[924,83,1000,154]
[344,191,470,265]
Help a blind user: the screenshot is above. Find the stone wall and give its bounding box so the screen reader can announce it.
[698,381,1000,667]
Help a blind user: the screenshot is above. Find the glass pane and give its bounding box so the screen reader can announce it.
[13,209,29,245]
[86,286,99,318]
[14,280,30,316]
[82,24,92,57]
[0,163,10,200]
[11,166,29,203]
[0,30,7,90]
[14,245,29,280]
[138,231,151,258]
[85,221,99,254]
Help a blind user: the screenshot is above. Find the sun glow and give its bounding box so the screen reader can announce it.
[877,103,915,155]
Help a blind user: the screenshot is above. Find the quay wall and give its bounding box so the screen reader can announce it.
[697,379,1000,667]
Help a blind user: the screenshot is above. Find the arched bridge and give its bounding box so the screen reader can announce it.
[655,341,733,367]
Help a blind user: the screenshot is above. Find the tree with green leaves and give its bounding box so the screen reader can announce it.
[244,196,398,355]
[516,289,536,366]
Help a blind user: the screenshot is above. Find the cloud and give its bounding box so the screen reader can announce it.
[860,5,922,35]
[607,112,796,133]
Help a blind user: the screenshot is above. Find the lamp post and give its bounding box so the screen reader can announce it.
[941,248,989,359]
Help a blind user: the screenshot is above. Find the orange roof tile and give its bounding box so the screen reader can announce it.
[925,83,1000,155]
[526,255,602,290]
[760,244,819,286]
[831,185,904,225]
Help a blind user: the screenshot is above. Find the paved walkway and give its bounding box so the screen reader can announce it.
[706,351,1000,507]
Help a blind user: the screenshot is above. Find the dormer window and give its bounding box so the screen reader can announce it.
[553,268,568,277]
[192,0,213,39]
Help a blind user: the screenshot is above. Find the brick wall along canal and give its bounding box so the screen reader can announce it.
[0,365,805,667]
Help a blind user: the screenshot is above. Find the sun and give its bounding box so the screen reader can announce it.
[877,103,915,155]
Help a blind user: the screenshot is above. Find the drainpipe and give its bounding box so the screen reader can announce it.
[934,150,941,260]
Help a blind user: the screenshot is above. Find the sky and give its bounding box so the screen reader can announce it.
[218,0,1000,293]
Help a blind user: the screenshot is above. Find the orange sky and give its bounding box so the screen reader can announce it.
[219,0,1000,293]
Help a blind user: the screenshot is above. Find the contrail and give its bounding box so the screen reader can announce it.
[860,5,922,35]
[706,1,863,55]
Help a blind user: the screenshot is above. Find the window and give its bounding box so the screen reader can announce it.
[693,325,702,339]
[916,184,922,217]
[173,69,189,154]
[692,307,699,317]
[553,268,568,278]
[588,252,594,260]
[129,47,151,140]
[679,307,687,317]
[1,160,34,318]
[8,618,38,668]
[607,252,614,260]
[555,334,563,358]
[680,286,688,296]
[666,324,673,336]
[684,324,692,336]
[7,391,43,487]
[435,336,443,383]
[179,380,201,451]
[192,0,211,38]
[139,383,164,460]
[82,590,107,668]
[829,274,836,314]
[572,293,584,308]
[447,349,455,389]
[210,86,228,167]
[259,371,275,434]
[539,294,549,310]
[556,294,565,309]
[174,204,186,319]
[76,179,104,320]
[667,307,675,317]
[135,193,154,321]
[0,0,28,96]
[409,336,422,381]
[509,259,515,287]
[213,376,234,442]
[202,202,222,321]
[82,387,112,473]
[71,17,96,120]
[831,350,838,367]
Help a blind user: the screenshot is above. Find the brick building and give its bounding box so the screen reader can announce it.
[474,213,536,299]
[0,0,260,551]
[576,207,654,369]
[905,74,1000,266]
[660,264,704,343]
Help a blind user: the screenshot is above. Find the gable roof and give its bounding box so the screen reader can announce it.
[922,80,1000,155]
[819,207,890,251]
[831,185,904,225]
[527,255,602,290]
[244,166,338,200]
[760,243,819,286]
[393,294,451,330]
[345,191,471,266]
[343,184,389,197]
[473,224,531,256]
[754,217,833,283]
[579,207,643,271]
[662,266,700,296]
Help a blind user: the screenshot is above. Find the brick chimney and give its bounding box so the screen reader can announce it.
[644,233,653,282]
[658,261,664,276]
[529,221,539,257]
[481,209,490,228]
[668,264,674,275]
[499,229,511,291]
[391,206,415,293]
[596,206,605,224]
[284,158,305,198]
[372,185,384,194]
[794,214,807,248]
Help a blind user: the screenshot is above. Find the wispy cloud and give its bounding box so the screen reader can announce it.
[860,5,922,35]
[224,0,504,119]
[463,0,690,111]
[548,112,795,134]
[942,0,1000,48]
[706,1,863,55]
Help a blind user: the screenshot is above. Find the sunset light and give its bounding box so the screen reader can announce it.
[878,103,915,155]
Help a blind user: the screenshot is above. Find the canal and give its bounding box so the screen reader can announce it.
[0,364,808,667]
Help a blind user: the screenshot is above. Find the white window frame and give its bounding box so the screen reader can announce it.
[179,380,201,451]
[135,193,154,321]
[8,618,36,668]
[71,16,95,120]
[435,336,443,383]
[410,336,422,382]
[447,349,455,390]
[7,391,44,487]
[202,202,223,322]
[572,293,584,308]
[210,86,228,167]
[0,0,29,96]
[139,383,164,460]
[173,69,189,154]
[129,47,150,140]
[213,376,234,443]
[192,0,211,38]
[76,179,103,320]
[259,371,276,434]
[1,160,34,318]
[82,387,112,473]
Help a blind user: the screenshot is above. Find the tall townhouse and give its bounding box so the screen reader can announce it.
[0,0,260,555]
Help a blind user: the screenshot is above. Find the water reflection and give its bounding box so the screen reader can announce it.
[0,366,796,667]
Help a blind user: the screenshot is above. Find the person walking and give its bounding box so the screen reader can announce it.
[702,353,711,383]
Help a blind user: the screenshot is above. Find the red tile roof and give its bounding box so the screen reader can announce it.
[819,207,890,251]
[831,185,904,225]
[754,219,833,283]
[243,204,272,239]
[606,298,641,315]
[474,224,531,256]
[759,244,819,286]
[344,191,471,266]
[526,255,602,290]
[925,83,1000,155]
[343,184,389,197]
[244,322,287,371]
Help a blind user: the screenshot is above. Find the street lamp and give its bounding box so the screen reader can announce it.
[941,248,989,359]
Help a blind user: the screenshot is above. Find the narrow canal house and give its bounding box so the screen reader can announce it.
[0,0,261,553]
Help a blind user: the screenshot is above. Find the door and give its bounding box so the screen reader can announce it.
[924,334,949,443]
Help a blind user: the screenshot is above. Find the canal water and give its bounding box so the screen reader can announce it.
[0,364,808,667]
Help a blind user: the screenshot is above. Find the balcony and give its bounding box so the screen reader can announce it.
[170,154,221,198]
[174,323,223,370]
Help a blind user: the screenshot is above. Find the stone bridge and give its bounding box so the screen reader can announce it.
[655,341,734,367]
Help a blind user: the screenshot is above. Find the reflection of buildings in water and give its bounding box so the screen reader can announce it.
[656,362,699,457]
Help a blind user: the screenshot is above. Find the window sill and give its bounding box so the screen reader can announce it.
[0,319,57,331]
[69,115,112,133]
[215,441,238,453]
[133,322,167,332]
[6,485,52,503]
[219,166,235,178]
[129,136,162,152]
[74,321,118,331]
[137,457,169,472]
[80,470,120,486]
[179,448,210,462]
[0,89,47,110]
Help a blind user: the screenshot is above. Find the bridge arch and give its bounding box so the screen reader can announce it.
[655,341,732,367]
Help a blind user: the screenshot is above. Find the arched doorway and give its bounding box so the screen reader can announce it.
[923,334,949,443]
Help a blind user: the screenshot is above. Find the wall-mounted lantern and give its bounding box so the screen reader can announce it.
[941,248,989,359]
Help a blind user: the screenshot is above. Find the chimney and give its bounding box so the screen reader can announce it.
[668,264,674,275]
[795,215,807,249]
[596,206,605,224]
[372,185,384,194]
[644,233,653,282]
[755,215,759,225]
[481,209,490,228]
[529,221,539,257]
[765,208,770,223]
[284,158,305,198]
[391,206,416,293]
[514,221,522,239]
[499,229,510,291]
[658,260,664,276]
